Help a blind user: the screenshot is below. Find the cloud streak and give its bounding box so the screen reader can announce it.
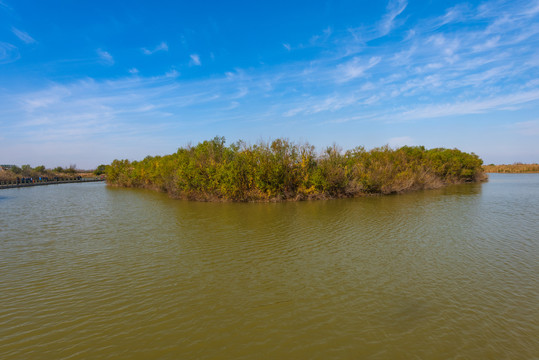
[378,0,408,36]
[0,41,19,64]
[11,27,36,44]
[142,41,169,55]
[337,56,381,82]
[97,49,114,65]
[397,90,539,120]
[189,54,201,66]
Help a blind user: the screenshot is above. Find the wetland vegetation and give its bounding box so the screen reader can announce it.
[483,163,539,173]
[106,137,486,201]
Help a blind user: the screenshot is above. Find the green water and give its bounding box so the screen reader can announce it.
[1,174,538,359]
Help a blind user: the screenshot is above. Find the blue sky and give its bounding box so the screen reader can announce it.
[1,0,538,168]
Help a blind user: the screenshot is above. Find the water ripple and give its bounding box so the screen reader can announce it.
[1,177,538,359]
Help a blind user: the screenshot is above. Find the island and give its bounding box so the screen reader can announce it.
[105,137,486,202]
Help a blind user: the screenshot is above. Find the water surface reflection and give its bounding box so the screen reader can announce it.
[0,175,537,359]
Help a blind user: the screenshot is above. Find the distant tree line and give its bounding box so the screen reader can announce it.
[8,164,77,175]
[483,163,539,173]
[105,137,486,202]
[0,164,79,181]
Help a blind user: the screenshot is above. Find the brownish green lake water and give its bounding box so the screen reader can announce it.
[1,174,538,359]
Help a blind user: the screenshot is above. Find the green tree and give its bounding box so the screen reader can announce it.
[11,165,22,174]
[94,164,107,175]
[34,165,46,173]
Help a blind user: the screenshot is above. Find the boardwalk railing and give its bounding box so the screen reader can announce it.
[0,177,105,189]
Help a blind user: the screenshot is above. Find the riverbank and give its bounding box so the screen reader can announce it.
[483,163,539,173]
[106,137,486,202]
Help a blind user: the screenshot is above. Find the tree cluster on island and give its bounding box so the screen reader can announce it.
[106,137,486,202]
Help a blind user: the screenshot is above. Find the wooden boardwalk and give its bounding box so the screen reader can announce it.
[0,178,105,190]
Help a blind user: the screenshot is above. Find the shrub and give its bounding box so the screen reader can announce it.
[106,138,485,201]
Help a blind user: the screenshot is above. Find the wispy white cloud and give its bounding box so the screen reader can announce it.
[142,41,168,55]
[472,35,500,52]
[398,90,539,120]
[21,85,72,112]
[0,41,19,64]
[1,71,248,149]
[308,94,360,114]
[336,56,381,82]
[5,0,537,132]
[97,49,114,65]
[165,69,180,78]
[11,27,36,44]
[310,27,333,45]
[232,87,249,99]
[128,68,139,74]
[441,4,468,24]
[283,43,291,51]
[378,0,407,36]
[282,90,378,117]
[407,3,470,36]
[521,0,539,17]
[283,107,304,117]
[446,65,513,88]
[425,34,460,63]
[189,53,201,66]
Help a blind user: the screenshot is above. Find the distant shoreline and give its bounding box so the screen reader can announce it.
[483,164,539,173]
